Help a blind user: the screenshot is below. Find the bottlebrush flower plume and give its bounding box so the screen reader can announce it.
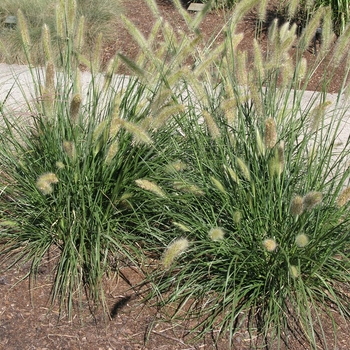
[162,238,189,269]
[209,227,225,241]
[263,238,277,252]
[36,172,59,195]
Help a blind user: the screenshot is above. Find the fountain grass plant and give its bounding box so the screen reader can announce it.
[0,0,186,316]
[118,0,350,347]
[1,0,350,346]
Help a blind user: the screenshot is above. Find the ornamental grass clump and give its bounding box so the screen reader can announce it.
[0,0,186,316]
[125,0,350,348]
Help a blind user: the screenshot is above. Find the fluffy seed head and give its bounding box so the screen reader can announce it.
[336,186,350,207]
[303,191,322,211]
[210,176,226,195]
[151,104,185,131]
[173,181,205,196]
[233,210,242,224]
[256,128,265,156]
[209,227,225,241]
[63,141,76,160]
[135,179,166,198]
[36,172,59,195]
[290,195,304,216]
[288,0,299,17]
[295,233,309,248]
[277,141,285,173]
[268,156,280,178]
[45,61,55,93]
[253,38,265,79]
[55,161,65,169]
[202,110,221,140]
[265,118,277,149]
[173,222,191,232]
[236,157,250,182]
[42,24,52,62]
[165,160,187,173]
[120,119,153,146]
[236,50,248,85]
[67,0,77,36]
[263,238,277,252]
[55,2,65,39]
[75,15,85,52]
[226,167,241,185]
[310,101,332,131]
[17,9,31,51]
[281,58,294,88]
[70,93,82,122]
[290,265,299,278]
[297,57,307,82]
[162,238,189,269]
[105,141,119,165]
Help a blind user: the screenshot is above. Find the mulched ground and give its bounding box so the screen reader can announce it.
[107,0,347,93]
[1,1,350,349]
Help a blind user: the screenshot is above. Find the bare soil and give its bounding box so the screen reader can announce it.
[107,0,347,93]
[1,1,349,349]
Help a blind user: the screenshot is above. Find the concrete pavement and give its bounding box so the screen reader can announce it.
[0,63,349,154]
